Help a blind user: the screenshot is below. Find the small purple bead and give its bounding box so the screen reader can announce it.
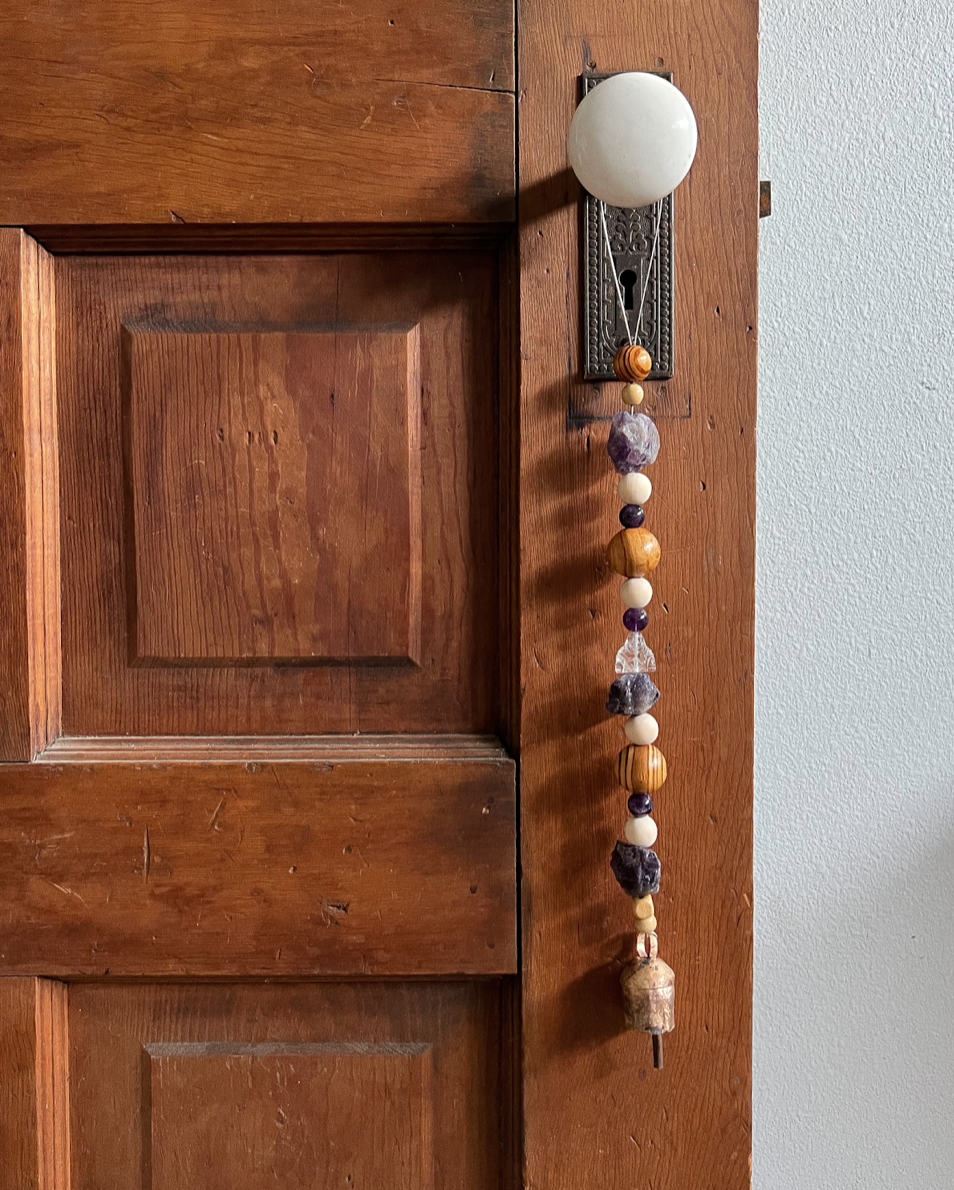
[622,608,639,632]
[632,607,649,632]
[627,792,653,817]
[619,504,645,529]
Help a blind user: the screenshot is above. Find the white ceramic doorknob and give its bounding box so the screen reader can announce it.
[567,72,698,208]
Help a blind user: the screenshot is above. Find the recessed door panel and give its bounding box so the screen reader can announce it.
[53,252,501,737]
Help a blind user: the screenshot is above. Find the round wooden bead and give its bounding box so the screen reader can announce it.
[632,894,655,920]
[624,815,658,847]
[618,472,652,505]
[617,744,667,794]
[622,383,644,406]
[620,577,652,608]
[607,528,661,578]
[624,713,659,745]
[634,914,658,934]
[613,343,652,383]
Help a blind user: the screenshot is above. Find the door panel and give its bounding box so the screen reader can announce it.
[20,979,513,1190]
[0,1,515,225]
[0,750,515,977]
[55,251,501,738]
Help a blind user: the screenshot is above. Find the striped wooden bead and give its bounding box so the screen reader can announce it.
[617,744,667,794]
[607,528,661,578]
[613,343,652,383]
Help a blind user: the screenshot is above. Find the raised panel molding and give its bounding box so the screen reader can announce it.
[58,253,500,737]
[124,322,422,666]
[0,230,61,760]
[63,982,509,1190]
[147,1042,433,1190]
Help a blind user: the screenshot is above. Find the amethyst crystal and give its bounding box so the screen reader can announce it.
[606,672,660,717]
[607,411,660,475]
[610,842,660,898]
[627,792,653,817]
[619,503,645,529]
[623,607,649,633]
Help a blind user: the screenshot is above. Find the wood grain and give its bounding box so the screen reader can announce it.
[150,1044,432,1189]
[0,0,515,225]
[0,231,31,758]
[35,980,70,1190]
[518,9,757,1190]
[0,979,39,1188]
[67,981,510,1190]
[0,230,60,761]
[0,756,516,977]
[56,252,503,737]
[40,734,508,764]
[125,324,421,665]
[26,224,514,255]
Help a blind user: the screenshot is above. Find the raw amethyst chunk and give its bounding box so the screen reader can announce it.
[606,672,660,717]
[610,842,660,898]
[607,411,659,475]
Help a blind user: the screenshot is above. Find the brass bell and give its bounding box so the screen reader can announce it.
[620,933,675,1069]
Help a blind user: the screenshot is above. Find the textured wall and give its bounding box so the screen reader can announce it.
[755,1,954,1185]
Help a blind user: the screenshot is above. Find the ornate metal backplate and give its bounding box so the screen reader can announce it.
[581,73,674,382]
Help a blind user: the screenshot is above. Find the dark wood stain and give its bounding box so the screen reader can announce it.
[517,2,757,1186]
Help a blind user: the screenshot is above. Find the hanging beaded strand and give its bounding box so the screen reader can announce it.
[601,207,676,1070]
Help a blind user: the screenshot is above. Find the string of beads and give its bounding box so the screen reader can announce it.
[605,342,675,1070]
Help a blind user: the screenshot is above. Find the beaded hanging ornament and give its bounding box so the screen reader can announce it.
[601,200,675,1070]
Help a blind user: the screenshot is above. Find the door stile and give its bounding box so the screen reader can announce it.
[0,230,61,762]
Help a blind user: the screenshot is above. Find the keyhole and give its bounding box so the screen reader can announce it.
[619,268,639,311]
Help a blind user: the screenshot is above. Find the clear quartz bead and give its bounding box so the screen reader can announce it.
[615,631,656,675]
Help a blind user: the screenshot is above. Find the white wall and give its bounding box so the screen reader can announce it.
[756,1,954,1185]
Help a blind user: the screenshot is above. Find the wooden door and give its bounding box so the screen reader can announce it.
[0,0,757,1186]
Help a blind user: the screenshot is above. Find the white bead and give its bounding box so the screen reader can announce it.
[624,816,658,847]
[620,577,652,608]
[567,73,698,208]
[617,472,652,505]
[624,714,659,746]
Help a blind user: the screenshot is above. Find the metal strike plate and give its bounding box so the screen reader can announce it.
[581,72,674,382]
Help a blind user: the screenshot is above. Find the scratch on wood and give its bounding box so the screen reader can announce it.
[52,882,87,906]
[208,796,225,832]
[374,77,506,96]
[320,900,350,927]
[143,827,151,883]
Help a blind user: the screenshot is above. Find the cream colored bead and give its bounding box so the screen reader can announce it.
[635,914,658,934]
[620,577,652,609]
[632,894,654,920]
[624,714,659,746]
[621,383,644,406]
[618,472,652,505]
[624,815,658,847]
